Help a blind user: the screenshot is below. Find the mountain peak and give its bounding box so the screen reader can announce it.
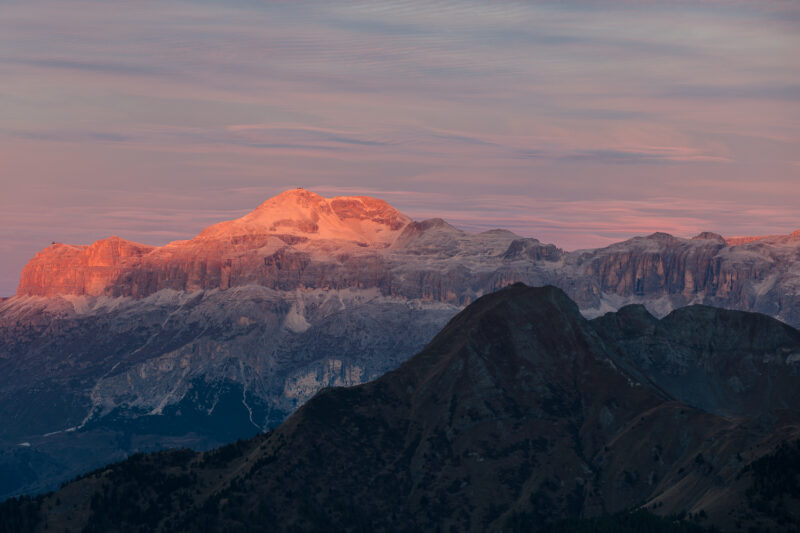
[692,231,726,244]
[197,189,411,244]
[422,283,584,361]
[644,231,678,241]
[725,229,800,246]
[255,188,326,209]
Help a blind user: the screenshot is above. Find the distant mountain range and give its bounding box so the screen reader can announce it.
[3,285,799,532]
[15,190,800,326]
[1,189,798,499]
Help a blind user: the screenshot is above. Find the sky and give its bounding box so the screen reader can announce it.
[1,0,799,296]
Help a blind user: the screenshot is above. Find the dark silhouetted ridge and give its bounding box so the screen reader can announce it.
[3,285,800,532]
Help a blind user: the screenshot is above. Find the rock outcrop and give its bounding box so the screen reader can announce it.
[16,237,155,297]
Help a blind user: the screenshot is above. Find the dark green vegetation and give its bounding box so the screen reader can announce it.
[529,509,714,533]
[738,440,800,529]
[2,284,800,532]
[745,440,800,501]
[0,495,40,533]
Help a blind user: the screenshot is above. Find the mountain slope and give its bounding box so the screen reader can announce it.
[1,189,799,499]
[4,285,800,532]
[593,304,800,417]
[0,288,456,499]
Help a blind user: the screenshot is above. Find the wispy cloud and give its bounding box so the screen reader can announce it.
[0,123,734,168]
[1,57,175,78]
[3,129,138,143]
[559,147,732,165]
[662,84,800,102]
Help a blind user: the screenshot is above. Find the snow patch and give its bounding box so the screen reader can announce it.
[149,365,191,415]
[283,301,311,333]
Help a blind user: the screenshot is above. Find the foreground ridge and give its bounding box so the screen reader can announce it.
[3,285,799,532]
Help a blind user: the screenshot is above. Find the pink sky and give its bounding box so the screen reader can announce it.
[1,1,799,295]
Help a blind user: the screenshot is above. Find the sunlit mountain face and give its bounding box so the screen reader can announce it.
[14,189,800,323]
[16,190,413,298]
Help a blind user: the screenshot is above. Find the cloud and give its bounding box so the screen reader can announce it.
[558,147,732,165]
[3,129,137,143]
[1,58,173,78]
[545,108,656,121]
[662,84,800,102]
[2,122,732,169]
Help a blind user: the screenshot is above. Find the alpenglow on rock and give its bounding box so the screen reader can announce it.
[1,189,799,498]
[16,189,800,325]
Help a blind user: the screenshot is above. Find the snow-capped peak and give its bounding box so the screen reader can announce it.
[196,189,411,245]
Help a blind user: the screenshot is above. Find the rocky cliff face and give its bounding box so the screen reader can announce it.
[16,237,155,297]
[593,303,800,417]
[6,286,800,532]
[16,190,413,299]
[0,287,458,499]
[563,230,800,327]
[15,190,800,325]
[2,189,799,499]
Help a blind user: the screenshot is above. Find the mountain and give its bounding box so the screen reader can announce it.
[14,190,800,328]
[592,303,800,417]
[1,189,799,499]
[3,285,799,532]
[17,190,412,298]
